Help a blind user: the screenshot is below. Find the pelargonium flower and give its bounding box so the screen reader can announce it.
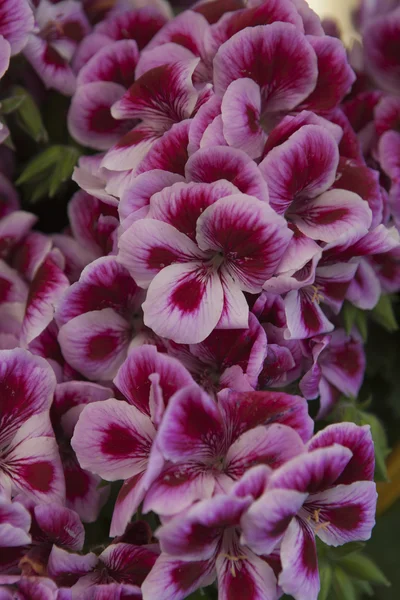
[143,478,278,600]
[0,349,65,504]
[56,256,145,380]
[119,186,292,343]
[71,345,195,535]
[0,0,34,67]
[141,385,312,517]
[23,0,91,95]
[240,423,377,600]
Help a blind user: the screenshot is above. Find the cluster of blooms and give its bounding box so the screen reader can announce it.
[0,0,399,598]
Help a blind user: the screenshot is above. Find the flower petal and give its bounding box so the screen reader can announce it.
[0,0,34,55]
[259,124,339,215]
[137,120,191,176]
[241,488,307,555]
[307,481,377,546]
[307,423,375,485]
[77,39,139,87]
[279,518,319,600]
[58,308,131,381]
[118,219,204,288]
[196,194,292,292]
[71,398,155,481]
[68,82,134,150]
[217,545,277,600]
[292,189,372,243]
[284,288,334,340]
[141,554,216,600]
[23,36,76,96]
[213,23,317,111]
[142,262,224,344]
[156,385,224,462]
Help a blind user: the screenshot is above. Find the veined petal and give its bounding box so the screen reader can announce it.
[20,251,70,345]
[0,0,34,55]
[114,344,194,416]
[226,424,306,481]
[346,259,381,310]
[119,170,184,222]
[284,288,334,340]
[217,269,249,329]
[71,398,155,481]
[77,39,139,87]
[111,59,199,122]
[149,181,238,242]
[319,330,366,400]
[0,349,56,447]
[259,125,339,215]
[137,120,190,176]
[94,7,169,50]
[142,262,224,344]
[213,23,317,111]
[110,472,147,537]
[268,445,353,495]
[186,146,269,202]
[101,124,160,172]
[143,463,215,517]
[4,436,65,504]
[306,481,377,546]
[218,389,314,444]
[196,195,292,292]
[68,82,134,150]
[33,503,84,551]
[217,544,277,600]
[23,36,76,96]
[156,385,224,462]
[279,518,319,600]
[308,423,374,485]
[58,309,131,381]
[292,189,372,243]
[221,78,266,159]
[141,554,216,600]
[241,488,307,555]
[118,219,204,288]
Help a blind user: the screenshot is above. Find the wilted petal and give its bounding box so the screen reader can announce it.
[241,488,307,555]
[68,82,134,150]
[142,262,224,344]
[114,344,194,416]
[186,146,269,202]
[71,398,155,481]
[279,518,319,600]
[58,308,131,381]
[306,481,377,546]
[213,23,317,112]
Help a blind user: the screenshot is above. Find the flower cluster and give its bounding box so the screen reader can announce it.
[0,0,398,598]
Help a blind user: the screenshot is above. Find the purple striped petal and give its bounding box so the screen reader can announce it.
[279,518,319,600]
[0,0,34,55]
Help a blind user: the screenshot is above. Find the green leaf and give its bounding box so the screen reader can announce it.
[343,302,358,335]
[332,567,357,600]
[355,309,368,341]
[0,94,26,114]
[370,295,398,333]
[16,145,81,203]
[340,553,390,587]
[330,542,365,559]
[10,86,48,143]
[318,563,333,600]
[359,411,390,481]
